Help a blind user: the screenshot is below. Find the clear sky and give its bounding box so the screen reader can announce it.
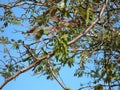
[2,0,120,90]
[0,26,91,89]
[0,13,90,90]
[0,64,91,90]
[0,0,92,90]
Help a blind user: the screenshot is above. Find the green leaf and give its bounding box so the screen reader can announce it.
[34,65,43,74]
[44,29,50,35]
[23,55,31,62]
[68,58,74,68]
[101,70,106,78]
[92,13,95,22]
[41,48,48,55]
[60,0,66,9]
[50,7,58,16]
[86,8,90,26]
[65,87,72,90]
[35,29,44,40]
[12,42,19,49]
[94,84,103,90]
[10,19,21,25]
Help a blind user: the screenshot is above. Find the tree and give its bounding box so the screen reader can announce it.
[0,0,120,90]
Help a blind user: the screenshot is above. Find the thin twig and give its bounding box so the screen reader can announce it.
[47,57,67,90]
[23,42,38,60]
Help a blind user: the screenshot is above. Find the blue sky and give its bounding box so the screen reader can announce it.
[0,24,91,89]
[0,16,90,90]
[0,1,81,90]
[0,0,94,90]
[0,64,91,90]
[1,0,120,90]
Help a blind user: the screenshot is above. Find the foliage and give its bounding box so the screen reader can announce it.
[0,0,120,90]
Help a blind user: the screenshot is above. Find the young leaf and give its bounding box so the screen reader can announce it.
[86,8,90,26]
[61,0,65,9]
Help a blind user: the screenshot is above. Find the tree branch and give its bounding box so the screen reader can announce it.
[0,0,109,89]
[23,42,38,61]
[0,51,54,90]
[47,58,67,90]
[68,0,109,45]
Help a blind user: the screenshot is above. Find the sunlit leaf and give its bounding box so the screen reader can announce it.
[86,8,90,26]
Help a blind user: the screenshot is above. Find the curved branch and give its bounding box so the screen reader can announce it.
[0,52,54,89]
[68,0,109,45]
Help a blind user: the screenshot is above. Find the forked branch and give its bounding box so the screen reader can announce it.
[0,47,54,89]
[0,0,108,89]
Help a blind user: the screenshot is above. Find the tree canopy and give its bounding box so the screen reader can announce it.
[0,0,120,90]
